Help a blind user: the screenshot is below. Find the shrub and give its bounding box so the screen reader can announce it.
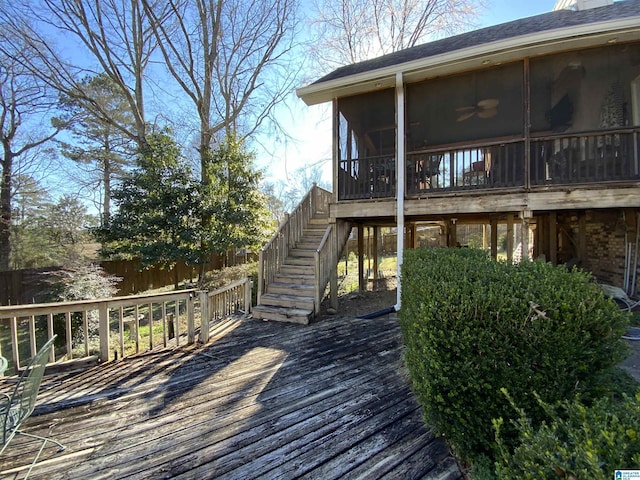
[493,389,640,479]
[398,248,628,463]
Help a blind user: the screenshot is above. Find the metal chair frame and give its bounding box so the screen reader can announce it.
[0,335,65,478]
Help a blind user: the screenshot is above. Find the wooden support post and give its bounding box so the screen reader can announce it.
[520,210,532,261]
[482,224,488,250]
[187,292,195,344]
[245,279,252,314]
[449,219,458,247]
[99,303,109,362]
[199,291,210,344]
[372,226,379,282]
[358,224,365,292]
[506,214,514,263]
[549,211,558,266]
[535,215,544,260]
[257,251,263,306]
[407,223,417,249]
[330,224,338,310]
[491,218,498,260]
[578,211,587,268]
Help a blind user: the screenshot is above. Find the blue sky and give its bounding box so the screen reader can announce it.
[259,0,562,189]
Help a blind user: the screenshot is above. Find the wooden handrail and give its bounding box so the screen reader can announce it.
[0,278,253,373]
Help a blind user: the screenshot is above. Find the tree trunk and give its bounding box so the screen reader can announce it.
[0,149,13,271]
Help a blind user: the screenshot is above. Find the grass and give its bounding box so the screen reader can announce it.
[336,254,398,295]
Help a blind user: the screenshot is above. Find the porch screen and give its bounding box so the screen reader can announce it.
[337,88,396,199]
[530,43,640,134]
[406,61,524,149]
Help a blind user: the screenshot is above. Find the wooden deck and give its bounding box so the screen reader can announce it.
[0,315,463,480]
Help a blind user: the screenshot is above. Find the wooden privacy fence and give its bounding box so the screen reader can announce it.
[0,250,254,306]
[0,277,252,375]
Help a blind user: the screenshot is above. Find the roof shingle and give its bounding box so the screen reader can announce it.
[312,1,640,85]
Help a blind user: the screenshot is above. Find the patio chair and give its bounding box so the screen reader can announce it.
[599,284,640,312]
[0,335,65,478]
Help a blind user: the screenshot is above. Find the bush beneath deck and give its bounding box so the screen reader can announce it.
[398,248,629,466]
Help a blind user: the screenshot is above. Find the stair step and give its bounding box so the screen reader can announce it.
[279,265,315,276]
[288,248,316,258]
[252,305,311,325]
[295,240,321,248]
[309,218,329,226]
[284,257,315,266]
[304,226,328,234]
[259,293,314,310]
[274,273,315,285]
[267,282,315,295]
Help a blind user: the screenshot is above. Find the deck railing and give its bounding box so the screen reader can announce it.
[199,278,251,343]
[257,184,332,304]
[530,128,639,185]
[0,278,252,374]
[338,155,395,200]
[337,128,640,199]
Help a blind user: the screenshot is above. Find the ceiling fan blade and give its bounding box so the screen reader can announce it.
[477,98,499,108]
[455,105,476,113]
[477,107,498,119]
[457,111,476,122]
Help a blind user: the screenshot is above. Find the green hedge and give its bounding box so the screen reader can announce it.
[493,391,640,479]
[398,248,628,462]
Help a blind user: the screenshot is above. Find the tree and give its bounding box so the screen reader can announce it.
[201,135,275,257]
[0,45,64,271]
[59,74,137,225]
[98,131,201,288]
[100,132,275,287]
[141,0,300,179]
[11,192,96,269]
[39,195,96,252]
[140,0,298,275]
[0,0,171,150]
[309,0,483,71]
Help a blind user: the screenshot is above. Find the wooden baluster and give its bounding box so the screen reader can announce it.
[66,311,73,359]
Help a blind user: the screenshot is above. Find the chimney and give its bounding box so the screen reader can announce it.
[554,0,614,11]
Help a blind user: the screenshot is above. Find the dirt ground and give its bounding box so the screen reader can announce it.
[319,278,398,318]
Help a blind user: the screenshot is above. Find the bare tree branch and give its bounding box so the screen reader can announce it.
[0,46,63,270]
[309,0,485,72]
[0,0,171,149]
[141,0,300,179]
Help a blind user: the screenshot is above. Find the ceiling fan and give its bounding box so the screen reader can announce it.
[456,98,499,122]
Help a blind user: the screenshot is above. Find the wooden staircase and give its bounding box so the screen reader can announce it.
[253,185,352,325]
[252,216,329,324]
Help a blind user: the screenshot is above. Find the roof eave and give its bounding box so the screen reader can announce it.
[296,16,640,106]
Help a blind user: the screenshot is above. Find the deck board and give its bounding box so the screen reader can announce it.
[0,315,462,480]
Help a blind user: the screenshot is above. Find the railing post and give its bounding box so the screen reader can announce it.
[314,251,321,315]
[330,223,338,310]
[198,291,210,343]
[257,250,264,306]
[187,292,195,344]
[245,279,252,314]
[99,303,110,362]
[10,317,19,372]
